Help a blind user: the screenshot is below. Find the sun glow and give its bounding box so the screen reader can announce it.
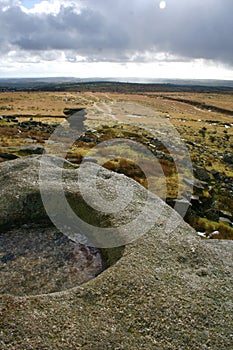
[159,1,166,10]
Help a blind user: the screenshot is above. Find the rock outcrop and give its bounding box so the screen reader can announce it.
[223,153,233,165]
[0,156,232,349]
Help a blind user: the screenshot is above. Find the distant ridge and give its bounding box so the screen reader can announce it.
[1,77,233,92]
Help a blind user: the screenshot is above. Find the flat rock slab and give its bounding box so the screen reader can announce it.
[0,156,232,349]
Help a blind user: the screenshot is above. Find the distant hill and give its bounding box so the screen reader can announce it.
[1,77,233,93]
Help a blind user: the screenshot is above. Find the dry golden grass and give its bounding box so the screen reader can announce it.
[0,90,232,239]
[0,91,91,117]
[160,92,233,111]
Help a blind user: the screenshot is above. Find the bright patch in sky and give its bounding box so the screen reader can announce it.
[20,0,81,15]
[21,0,40,9]
[159,1,166,10]
[1,52,233,80]
[21,0,60,14]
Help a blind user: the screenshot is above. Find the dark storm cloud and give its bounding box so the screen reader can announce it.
[0,0,233,65]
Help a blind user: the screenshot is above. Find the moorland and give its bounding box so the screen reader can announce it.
[0,81,232,239]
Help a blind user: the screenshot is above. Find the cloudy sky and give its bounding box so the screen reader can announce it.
[0,0,233,79]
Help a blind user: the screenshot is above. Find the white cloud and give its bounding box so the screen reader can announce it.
[20,0,82,14]
[0,0,233,79]
[1,50,233,80]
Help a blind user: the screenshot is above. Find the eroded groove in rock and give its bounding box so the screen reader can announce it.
[0,224,103,296]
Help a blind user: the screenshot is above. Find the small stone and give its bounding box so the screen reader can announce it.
[82,156,97,164]
[219,217,232,225]
[208,230,220,238]
[223,153,233,165]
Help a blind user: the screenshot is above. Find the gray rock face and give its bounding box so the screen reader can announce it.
[223,153,233,165]
[17,145,45,156]
[0,156,232,350]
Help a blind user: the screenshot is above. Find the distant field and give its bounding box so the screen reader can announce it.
[0,91,90,118]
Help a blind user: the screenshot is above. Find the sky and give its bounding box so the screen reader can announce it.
[0,0,233,79]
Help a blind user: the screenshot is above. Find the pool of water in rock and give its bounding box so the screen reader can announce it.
[0,224,103,296]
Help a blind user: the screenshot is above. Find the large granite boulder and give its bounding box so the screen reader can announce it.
[0,156,232,349]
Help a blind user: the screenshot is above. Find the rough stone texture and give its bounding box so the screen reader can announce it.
[0,224,103,296]
[0,156,232,349]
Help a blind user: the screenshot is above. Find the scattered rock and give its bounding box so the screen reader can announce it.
[193,166,211,182]
[204,209,219,222]
[223,153,233,165]
[0,115,18,122]
[210,170,222,180]
[190,195,201,204]
[219,217,232,225]
[208,230,220,238]
[153,150,174,162]
[78,134,97,143]
[0,152,19,161]
[166,197,191,217]
[219,210,233,221]
[18,120,57,133]
[196,231,207,238]
[17,145,45,156]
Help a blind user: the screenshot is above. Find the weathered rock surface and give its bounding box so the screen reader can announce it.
[0,156,232,349]
[0,224,103,296]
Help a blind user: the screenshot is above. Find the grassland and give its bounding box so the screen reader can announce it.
[0,85,232,239]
